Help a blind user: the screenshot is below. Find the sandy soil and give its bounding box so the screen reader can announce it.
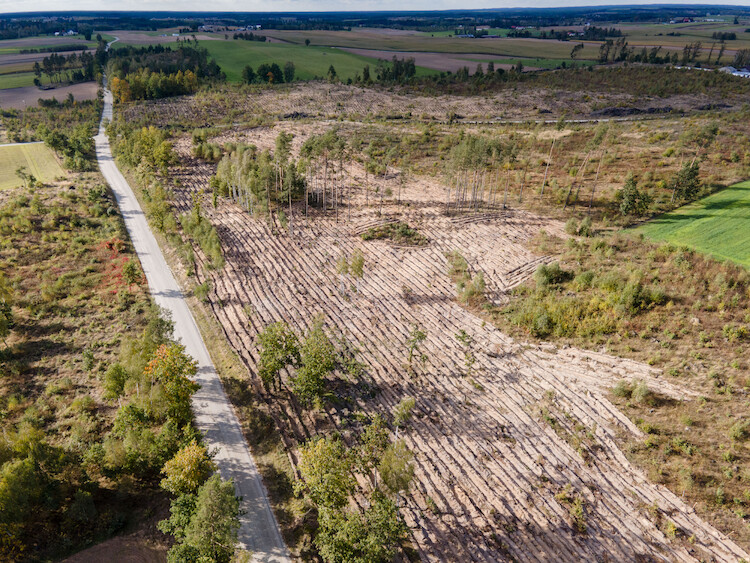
[162,129,750,561]
[0,82,97,109]
[338,47,539,73]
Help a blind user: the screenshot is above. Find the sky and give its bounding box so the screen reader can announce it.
[2,0,750,14]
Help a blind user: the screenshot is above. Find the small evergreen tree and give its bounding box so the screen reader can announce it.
[617,174,652,216]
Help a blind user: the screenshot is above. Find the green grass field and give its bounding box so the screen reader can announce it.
[0,71,52,89]
[464,56,596,69]
[0,143,65,189]
[638,180,750,268]
[263,29,602,60]
[203,40,434,82]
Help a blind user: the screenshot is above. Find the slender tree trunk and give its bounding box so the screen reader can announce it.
[588,151,604,215]
[541,138,555,196]
[502,167,511,208]
[518,162,528,203]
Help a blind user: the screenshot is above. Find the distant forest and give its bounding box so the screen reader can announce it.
[3,6,750,38]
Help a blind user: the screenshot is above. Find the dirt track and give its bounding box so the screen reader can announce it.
[168,137,750,561]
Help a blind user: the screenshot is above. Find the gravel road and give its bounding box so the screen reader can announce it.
[95,89,290,563]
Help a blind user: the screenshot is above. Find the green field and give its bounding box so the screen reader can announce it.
[263,29,602,60]
[0,142,65,189]
[638,180,750,268]
[0,71,53,89]
[465,56,596,69]
[203,40,434,82]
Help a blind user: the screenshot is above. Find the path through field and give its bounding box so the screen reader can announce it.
[96,90,290,563]
[170,138,750,562]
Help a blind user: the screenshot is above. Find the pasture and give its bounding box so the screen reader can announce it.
[0,142,64,188]
[203,40,435,82]
[638,180,750,268]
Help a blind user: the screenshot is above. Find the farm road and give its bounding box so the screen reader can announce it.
[95,89,290,563]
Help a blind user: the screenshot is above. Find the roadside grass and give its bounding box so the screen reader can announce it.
[637,180,750,268]
[0,142,64,188]
[203,40,434,82]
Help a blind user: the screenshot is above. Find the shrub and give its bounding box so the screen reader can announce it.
[361,222,427,245]
[534,262,570,287]
[160,441,217,496]
[565,218,579,235]
[729,420,749,442]
[578,216,593,237]
[103,363,129,399]
[612,380,632,398]
[631,380,654,405]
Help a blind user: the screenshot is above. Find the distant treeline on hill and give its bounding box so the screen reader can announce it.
[508,26,623,41]
[233,32,267,41]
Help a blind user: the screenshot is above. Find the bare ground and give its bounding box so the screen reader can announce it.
[337,48,539,73]
[0,81,97,109]
[162,135,750,561]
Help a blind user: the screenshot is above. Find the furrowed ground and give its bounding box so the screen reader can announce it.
[110,79,750,561]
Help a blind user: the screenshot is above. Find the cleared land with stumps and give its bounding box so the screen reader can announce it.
[638,180,750,268]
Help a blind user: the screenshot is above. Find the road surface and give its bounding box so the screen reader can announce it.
[95,89,290,563]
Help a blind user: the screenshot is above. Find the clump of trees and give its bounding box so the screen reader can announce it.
[212,133,306,218]
[294,411,416,562]
[256,317,338,407]
[240,61,295,84]
[107,44,224,102]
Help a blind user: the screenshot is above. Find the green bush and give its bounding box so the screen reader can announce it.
[534,262,570,287]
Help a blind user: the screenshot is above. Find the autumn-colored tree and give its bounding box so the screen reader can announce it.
[110,76,132,103]
[161,440,217,495]
[143,344,199,425]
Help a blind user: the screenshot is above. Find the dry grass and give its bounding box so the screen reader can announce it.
[493,231,750,547]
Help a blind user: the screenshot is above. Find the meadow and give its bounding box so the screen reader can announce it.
[638,180,750,268]
[201,40,435,82]
[0,142,64,188]
[0,70,51,90]
[262,29,603,60]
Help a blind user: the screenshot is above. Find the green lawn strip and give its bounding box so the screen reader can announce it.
[637,180,750,268]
